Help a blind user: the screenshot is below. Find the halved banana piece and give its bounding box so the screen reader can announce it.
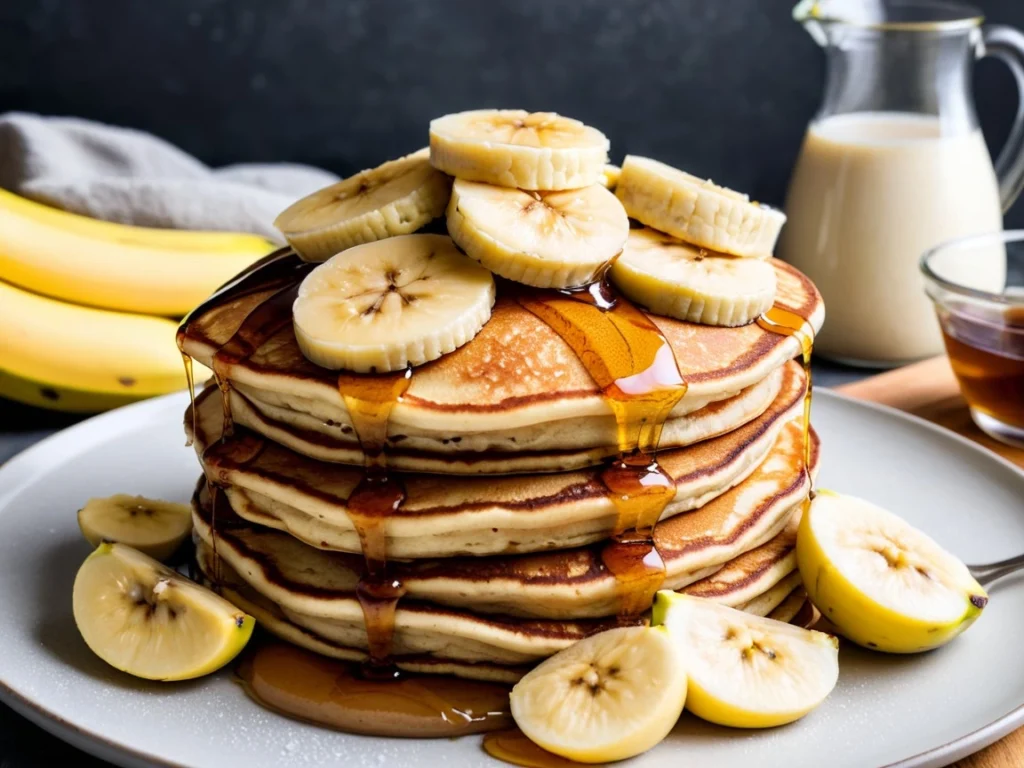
[77,494,192,562]
[293,234,495,372]
[797,491,988,653]
[274,148,451,262]
[447,179,629,289]
[429,109,609,190]
[510,626,687,764]
[616,155,786,259]
[73,543,254,681]
[653,592,839,729]
[611,227,777,326]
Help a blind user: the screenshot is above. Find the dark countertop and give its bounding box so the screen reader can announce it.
[0,359,873,767]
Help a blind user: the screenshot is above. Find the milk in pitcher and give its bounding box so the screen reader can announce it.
[779,112,1005,364]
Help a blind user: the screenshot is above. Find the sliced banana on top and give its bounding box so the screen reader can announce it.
[429,109,609,190]
[78,494,192,562]
[616,155,786,259]
[510,626,687,764]
[293,234,495,373]
[73,543,254,681]
[275,148,452,262]
[611,227,777,326]
[447,179,629,289]
[797,491,988,654]
[653,592,839,729]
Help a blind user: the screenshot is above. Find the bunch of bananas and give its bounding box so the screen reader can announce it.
[0,188,273,412]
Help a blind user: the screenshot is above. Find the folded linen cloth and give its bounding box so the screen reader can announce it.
[0,112,339,242]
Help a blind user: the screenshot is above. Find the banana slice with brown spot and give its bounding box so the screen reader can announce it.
[429,109,609,190]
[447,179,628,289]
[611,227,777,326]
[275,148,451,262]
[77,494,192,562]
[293,233,495,372]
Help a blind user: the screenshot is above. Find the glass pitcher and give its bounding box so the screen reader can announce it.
[779,0,1024,366]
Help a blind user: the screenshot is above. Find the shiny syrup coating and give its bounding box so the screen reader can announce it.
[515,276,687,622]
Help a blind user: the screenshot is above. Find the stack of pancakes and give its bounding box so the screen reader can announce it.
[178,247,824,684]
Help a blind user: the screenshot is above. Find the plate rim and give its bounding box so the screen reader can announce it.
[0,388,1022,768]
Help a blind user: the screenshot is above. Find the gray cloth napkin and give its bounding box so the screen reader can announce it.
[0,112,339,242]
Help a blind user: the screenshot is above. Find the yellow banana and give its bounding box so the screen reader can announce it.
[0,188,274,316]
[0,278,199,413]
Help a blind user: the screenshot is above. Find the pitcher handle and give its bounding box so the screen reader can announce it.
[981,25,1024,212]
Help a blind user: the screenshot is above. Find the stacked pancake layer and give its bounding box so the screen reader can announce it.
[180,247,824,681]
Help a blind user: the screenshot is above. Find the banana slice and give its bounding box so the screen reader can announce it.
[77,494,192,562]
[616,155,786,259]
[73,543,254,681]
[797,491,988,653]
[600,164,621,190]
[429,110,609,190]
[611,227,777,326]
[510,626,686,763]
[275,148,451,262]
[446,179,629,289]
[653,592,839,728]
[293,233,495,372]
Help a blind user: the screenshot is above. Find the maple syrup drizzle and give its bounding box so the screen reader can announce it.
[483,729,588,767]
[177,249,312,590]
[756,305,815,490]
[515,280,687,621]
[181,352,196,447]
[338,368,414,672]
[236,643,513,738]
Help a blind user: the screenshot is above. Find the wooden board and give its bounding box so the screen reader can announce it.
[837,356,1024,768]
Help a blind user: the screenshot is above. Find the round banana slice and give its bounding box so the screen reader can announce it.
[600,164,621,191]
[447,179,629,289]
[293,234,495,373]
[510,626,687,763]
[73,543,254,681]
[274,148,452,262]
[429,109,609,190]
[77,494,192,562]
[797,491,988,654]
[653,592,839,728]
[611,227,777,326]
[616,155,786,259]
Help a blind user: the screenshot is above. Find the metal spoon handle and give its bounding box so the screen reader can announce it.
[968,553,1024,587]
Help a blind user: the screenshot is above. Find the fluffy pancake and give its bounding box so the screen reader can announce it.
[221,363,783,474]
[192,417,817,620]
[178,252,822,473]
[192,362,807,558]
[196,518,805,682]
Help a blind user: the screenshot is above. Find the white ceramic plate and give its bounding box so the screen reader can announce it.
[1,390,1023,768]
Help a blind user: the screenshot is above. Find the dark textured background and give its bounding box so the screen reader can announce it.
[0,1,1022,765]
[1,0,1023,223]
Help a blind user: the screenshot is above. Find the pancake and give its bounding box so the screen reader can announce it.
[221,361,783,474]
[178,251,822,473]
[683,510,800,608]
[765,587,814,626]
[192,361,807,558]
[196,521,805,682]
[191,417,817,620]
